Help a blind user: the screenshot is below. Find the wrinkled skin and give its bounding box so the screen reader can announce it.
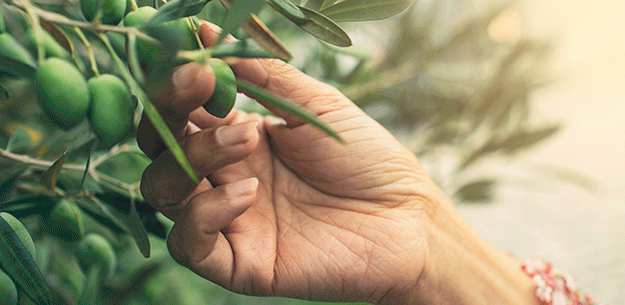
[138,22,450,304]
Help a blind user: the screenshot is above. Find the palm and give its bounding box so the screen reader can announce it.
[197,110,431,303]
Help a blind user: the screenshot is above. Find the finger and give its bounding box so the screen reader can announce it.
[137,62,215,159]
[140,121,259,219]
[167,178,258,289]
[198,22,356,126]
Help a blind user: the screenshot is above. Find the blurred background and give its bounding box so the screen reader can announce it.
[458,0,625,303]
[1,0,624,303]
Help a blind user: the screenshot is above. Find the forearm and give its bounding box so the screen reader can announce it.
[381,195,541,305]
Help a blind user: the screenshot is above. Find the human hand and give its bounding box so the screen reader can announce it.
[138,22,540,305]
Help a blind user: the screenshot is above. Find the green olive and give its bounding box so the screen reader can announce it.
[0,33,36,68]
[124,7,199,66]
[47,199,85,241]
[76,233,116,305]
[88,74,135,147]
[25,28,71,60]
[0,269,17,305]
[203,58,236,118]
[81,0,127,25]
[34,58,90,130]
[0,212,35,258]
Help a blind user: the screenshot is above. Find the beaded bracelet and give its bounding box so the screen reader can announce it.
[521,255,607,305]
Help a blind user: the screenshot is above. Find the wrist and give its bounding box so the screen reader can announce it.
[400,197,541,305]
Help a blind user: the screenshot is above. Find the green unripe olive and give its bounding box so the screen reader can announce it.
[34,58,90,130]
[123,7,164,64]
[0,269,17,305]
[124,7,199,66]
[75,233,116,278]
[47,199,85,241]
[203,58,236,118]
[0,33,36,68]
[81,0,127,25]
[88,74,135,147]
[25,28,71,60]
[0,212,35,258]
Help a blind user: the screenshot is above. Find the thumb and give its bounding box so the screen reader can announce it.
[197,21,357,127]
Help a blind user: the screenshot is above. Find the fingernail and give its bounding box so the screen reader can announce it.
[216,121,259,147]
[173,64,197,91]
[226,178,258,200]
[264,115,286,126]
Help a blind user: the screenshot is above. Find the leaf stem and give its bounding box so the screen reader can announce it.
[18,0,45,63]
[9,0,158,43]
[74,27,100,77]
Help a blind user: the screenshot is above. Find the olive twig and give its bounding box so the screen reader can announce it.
[1,144,142,196]
[9,0,158,43]
[74,27,100,77]
[188,17,204,50]
[16,0,45,63]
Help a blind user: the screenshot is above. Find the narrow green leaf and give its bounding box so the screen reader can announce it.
[0,53,36,79]
[41,151,68,190]
[6,129,32,154]
[500,125,561,154]
[0,216,51,305]
[127,34,146,85]
[241,14,293,61]
[128,196,150,258]
[320,0,337,10]
[0,82,8,100]
[268,0,307,21]
[0,195,55,211]
[455,179,495,203]
[75,197,129,234]
[80,142,97,188]
[302,0,324,10]
[0,164,28,202]
[144,0,212,26]
[100,34,199,184]
[320,0,414,22]
[211,39,278,58]
[296,6,352,47]
[236,79,344,143]
[216,0,266,45]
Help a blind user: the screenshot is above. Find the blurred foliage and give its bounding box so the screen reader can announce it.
[0,0,597,304]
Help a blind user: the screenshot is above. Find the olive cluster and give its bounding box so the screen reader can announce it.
[0,1,237,148]
[1,206,115,305]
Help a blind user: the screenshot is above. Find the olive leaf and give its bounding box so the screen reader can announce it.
[41,151,68,190]
[500,125,561,155]
[0,82,8,100]
[0,53,36,79]
[0,195,56,218]
[6,129,32,154]
[236,79,345,143]
[211,39,278,58]
[100,33,199,184]
[127,34,146,85]
[39,20,73,56]
[0,216,51,305]
[216,0,266,45]
[320,0,415,22]
[128,195,150,258]
[268,0,307,21]
[320,0,338,10]
[144,0,212,26]
[295,6,352,47]
[301,0,324,10]
[454,179,496,203]
[0,164,28,202]
[241,14,292,61]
